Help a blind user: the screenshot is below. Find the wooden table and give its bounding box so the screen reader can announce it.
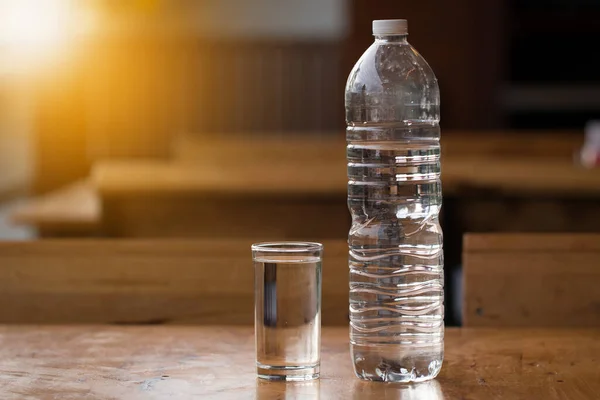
[1,326,598,399]
[96,130,599,198]
[10,130,600,237]
[92,157,600,201]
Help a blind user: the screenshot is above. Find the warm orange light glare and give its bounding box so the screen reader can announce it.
[0,0,72,64]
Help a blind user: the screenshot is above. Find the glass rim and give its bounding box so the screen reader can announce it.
[251,241,323,253]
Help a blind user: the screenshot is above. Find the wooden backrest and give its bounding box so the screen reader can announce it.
[0,240,349,325]
[463,233,600,327]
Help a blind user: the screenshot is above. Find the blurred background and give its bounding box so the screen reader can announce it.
[1,0,599,324]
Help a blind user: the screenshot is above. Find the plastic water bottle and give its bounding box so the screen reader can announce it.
[346,19,443,382]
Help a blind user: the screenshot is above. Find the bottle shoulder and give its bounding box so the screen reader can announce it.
[345,42,438,95]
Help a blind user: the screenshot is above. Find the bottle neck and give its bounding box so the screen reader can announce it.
[374,34,408,44]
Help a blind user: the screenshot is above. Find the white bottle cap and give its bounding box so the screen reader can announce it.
[372,19,408,35]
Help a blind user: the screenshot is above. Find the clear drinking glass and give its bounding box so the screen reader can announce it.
[252,242,323,381]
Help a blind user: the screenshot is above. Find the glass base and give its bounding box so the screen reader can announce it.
[257,363,320,381]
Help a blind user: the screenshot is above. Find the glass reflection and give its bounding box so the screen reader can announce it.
[352,379,444,400]
[255,379,320,400]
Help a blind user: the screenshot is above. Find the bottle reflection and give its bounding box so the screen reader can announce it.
[255,379,320,400]
[352,379,444,400]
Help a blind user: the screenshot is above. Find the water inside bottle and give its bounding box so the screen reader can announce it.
[348,124,444,382]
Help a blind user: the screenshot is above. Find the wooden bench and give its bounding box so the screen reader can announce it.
[0,239,349,325]
[462,233,600,327]
[10,180,101,237]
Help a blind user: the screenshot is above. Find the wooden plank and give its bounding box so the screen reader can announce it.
[93,159,346,197]
[440,130,583,159]
[0,240,349,325]
[465,233,600,252]
[94,131,600,198]
[1,326,599,398]
[93,157,600,199]
[463,233,600,327]
[101,195,349,239]
[443,158,600,197]
[10,180,101,236]
[174,130,584,162]
[451,198,600,234]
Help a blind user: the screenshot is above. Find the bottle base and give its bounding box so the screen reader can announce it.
[351,344,443,383]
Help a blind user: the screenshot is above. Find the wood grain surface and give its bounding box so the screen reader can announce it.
[0,326,598,399]
[463,233,600,327]
[0,240,349,325]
